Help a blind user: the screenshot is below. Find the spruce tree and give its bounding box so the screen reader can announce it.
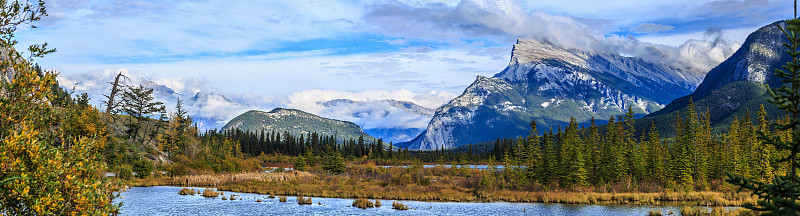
[120,84,166,143]
[673,108,694,190]
[525,120,541,181]
[646,122,664,182]
[587,117,601,184]
[294,156,306,172]
[540,129,557,185]
[559,118,587,188]
[727,18,800,214]
[755,105,776,181]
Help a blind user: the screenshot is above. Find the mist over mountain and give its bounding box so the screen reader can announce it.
[639,20,790,136]
[399,38,713,150]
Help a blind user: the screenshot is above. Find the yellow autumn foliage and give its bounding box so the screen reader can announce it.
[0,1,121,215]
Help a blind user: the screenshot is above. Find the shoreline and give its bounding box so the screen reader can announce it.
[124,172,756,207]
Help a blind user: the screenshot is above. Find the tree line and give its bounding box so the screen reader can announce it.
[475,101,788,192]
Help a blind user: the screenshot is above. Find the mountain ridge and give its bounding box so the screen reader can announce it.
[222,108,377,143]
[640,20,788,137]
[400,37,709,150]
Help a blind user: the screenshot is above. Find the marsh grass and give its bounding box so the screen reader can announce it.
[647,210,662,216]
[375,199,381,207]
[162,162,756,207]
[130,171,313,187]
[392,202,409,210]
[352,198,374,209]
[297,196,312,205]
[201,189,220,198]
[279,196,287,202]
[178,188,195,195]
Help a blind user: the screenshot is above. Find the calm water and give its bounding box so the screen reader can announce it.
[117,186,690,215]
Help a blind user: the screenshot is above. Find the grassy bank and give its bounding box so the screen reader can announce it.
[126,163,757,207]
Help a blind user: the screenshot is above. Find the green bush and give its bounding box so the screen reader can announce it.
[294,156,306,171]
[323,154,346,174]
[117,165,133,180]
[132,159,154,179]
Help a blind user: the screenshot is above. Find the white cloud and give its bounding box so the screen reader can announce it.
[631,23,675,34]
[57,69,456,130]
[365,0,745,71]
[43,46,508,96]
[286,89,455,112]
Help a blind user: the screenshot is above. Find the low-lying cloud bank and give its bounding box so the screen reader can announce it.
[366,0,741,72]
[56,69,455,131]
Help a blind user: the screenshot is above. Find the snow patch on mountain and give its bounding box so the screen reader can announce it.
[402,38,702,150]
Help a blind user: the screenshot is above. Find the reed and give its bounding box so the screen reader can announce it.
[352,198,374,209]
[679,206,704,216]
[297,196,313,205]
[279,196,287,202]
[647,210,662,216]
[375,199,381,207]
[392,202,409,210]
[201,189,220,198]
[178,188,195,195]
[130,171,313,187]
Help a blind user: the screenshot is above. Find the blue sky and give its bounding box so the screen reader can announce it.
[14,0,795,129]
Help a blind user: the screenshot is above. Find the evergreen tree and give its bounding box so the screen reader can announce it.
[323,152,346,174]
[294,156,306,171]
[586,117,601,184]
[645,122,664,182]
[559,117,587,188]
[540,129,558,185]
[120,84,166,143]
[673,108,694,190]
[727,18,800,214]
[526,120,541,183]
[755,105,776,182]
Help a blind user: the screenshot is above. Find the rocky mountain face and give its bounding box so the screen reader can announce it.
[399,39,707,150]
[642,21,788,136]
[692,21,788,98]
[221,108,376,143]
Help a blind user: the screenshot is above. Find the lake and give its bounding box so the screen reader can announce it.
[117,186,692,215]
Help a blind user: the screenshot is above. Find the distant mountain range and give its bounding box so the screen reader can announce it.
[141,86,433,143]
[221,108,377,143]
[638,20,788,136]
[399,38,708,150]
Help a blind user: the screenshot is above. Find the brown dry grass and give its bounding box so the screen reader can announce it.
[140,161,759,207]
[297,196,312,205]
[129,171,313,187]
[478,190,756,206]
[201,189,220,198]
[392,202,410,210]
[177,188,195,195]
[352,198,374,209]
